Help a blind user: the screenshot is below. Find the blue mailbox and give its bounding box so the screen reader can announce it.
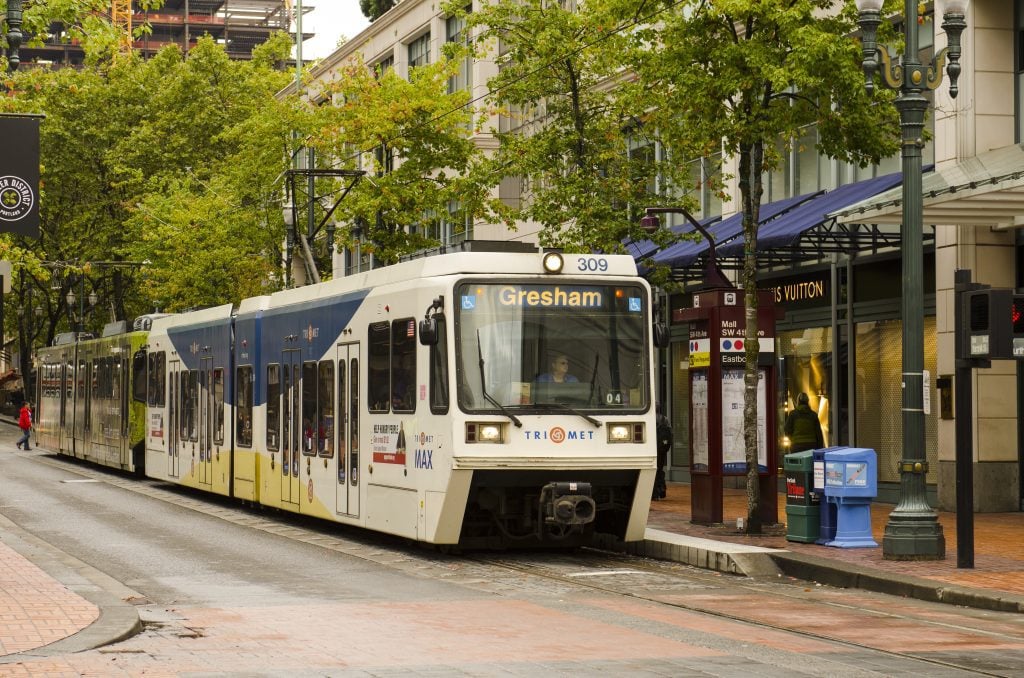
[823,447,878,548]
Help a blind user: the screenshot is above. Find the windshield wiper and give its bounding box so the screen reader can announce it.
[533,402,602,428]
[477,330,522,428]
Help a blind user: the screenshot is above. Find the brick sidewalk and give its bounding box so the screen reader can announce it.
[648,482,1024,597]
[0,540,98,656]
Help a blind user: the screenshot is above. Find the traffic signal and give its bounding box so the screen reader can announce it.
[1012,293,1024,358]
[961,288,1012,360]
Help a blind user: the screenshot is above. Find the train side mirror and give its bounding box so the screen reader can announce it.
[419,295,444,346]
[419,317,438,346]
[653,323,669,349]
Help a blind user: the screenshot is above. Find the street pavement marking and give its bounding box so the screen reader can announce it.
[566,570,642,577]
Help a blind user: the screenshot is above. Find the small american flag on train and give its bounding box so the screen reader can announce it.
[407,320,415,337]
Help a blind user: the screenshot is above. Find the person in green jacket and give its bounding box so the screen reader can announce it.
[784,392,824,452]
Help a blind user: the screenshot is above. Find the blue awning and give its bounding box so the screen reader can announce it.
[647,191,822,267]
[718,172,904,256]
[625,215,719,262]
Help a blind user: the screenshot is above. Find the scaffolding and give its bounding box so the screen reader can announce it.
[20,0,312,66]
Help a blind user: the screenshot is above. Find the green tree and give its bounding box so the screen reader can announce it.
[307,53,505,264]
[620,0,899,532]
[452,0,685,255]
[359,0,395,22]
[119,33,300,309]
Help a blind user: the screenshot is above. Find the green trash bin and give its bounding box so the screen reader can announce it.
[784,450,820,543]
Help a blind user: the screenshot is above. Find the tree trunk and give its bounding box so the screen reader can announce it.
[738,140,764,534]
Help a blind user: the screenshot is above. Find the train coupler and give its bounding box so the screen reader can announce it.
[540,481,596,526]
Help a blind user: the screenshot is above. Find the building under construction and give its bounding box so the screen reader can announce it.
[20,0,310,66]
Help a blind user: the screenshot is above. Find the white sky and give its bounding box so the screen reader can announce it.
[302,1,372,60]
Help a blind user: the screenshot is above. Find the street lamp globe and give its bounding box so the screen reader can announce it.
[88,291,98,307]
[854,0,883,11]
[66,290,75,307]
[943,0,970,15]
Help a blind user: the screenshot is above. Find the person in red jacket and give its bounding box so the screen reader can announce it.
[16,401,32,449]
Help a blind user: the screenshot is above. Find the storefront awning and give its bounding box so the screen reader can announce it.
[625,215,720,262]
[832,144,1024,227]
[644,191,821,268]
[718,171,904,257]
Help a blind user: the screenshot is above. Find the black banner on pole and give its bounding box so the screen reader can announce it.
[0,115,40,238]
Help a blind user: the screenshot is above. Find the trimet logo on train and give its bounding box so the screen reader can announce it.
[0,175,34,222]
[524,427,596,443]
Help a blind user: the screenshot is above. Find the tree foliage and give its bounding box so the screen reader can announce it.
[615,0,900,532]
[359,0,395,23]
[307,53,507,264]
[452,0,685,255]
[0,31,299,343]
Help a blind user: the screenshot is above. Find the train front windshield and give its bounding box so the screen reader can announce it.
[455,281,650,413]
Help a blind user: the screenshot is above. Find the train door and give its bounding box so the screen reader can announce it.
[335,343,360,517]
[281,350,301,506]
[168,360,181,478]
[119,350,130,468]
[59,352,72,453]
[198,357,213,487]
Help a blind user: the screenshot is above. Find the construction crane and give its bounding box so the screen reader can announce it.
[111,0,132,53]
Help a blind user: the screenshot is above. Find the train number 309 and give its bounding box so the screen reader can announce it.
[577,257,609,272]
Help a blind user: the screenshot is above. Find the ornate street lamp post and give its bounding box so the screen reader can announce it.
[4,0,23,72]
[855,0,969,559]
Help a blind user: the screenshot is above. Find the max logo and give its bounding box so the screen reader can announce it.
[414,449,433,469]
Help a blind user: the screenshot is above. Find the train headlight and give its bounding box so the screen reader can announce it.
[607,422,645,444]
[467,422,504,444]
[542,251,564,274]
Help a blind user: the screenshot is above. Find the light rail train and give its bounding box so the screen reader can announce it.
[34,241,662,548]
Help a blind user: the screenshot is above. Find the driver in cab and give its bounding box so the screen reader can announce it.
[537,353,578,383]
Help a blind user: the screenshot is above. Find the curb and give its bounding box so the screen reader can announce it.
[769,550,1024,614]
[598,528,784,578]
[0,511,143,662]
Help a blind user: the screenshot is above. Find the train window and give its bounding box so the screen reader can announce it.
[391,319,416,413]
[132,350,147,403]
[111,357,122,402]
[368,322,390,413]
[236,366,253,447]
[318,360,334,458]
[92,359,101,400]
[301,361,317,456]
[266,364,280,451]
[455,281,650,412]
[338,360,347,478]
[94,359,104,399]
[183,370,199,442]
[213,368,225,445]
[350,357,359,487]
[148,351,166,407]
[429,316,449,414]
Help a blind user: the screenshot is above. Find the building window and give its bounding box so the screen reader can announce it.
[374,54,394,78]
[408,33,431,69]
[446,10,472,94]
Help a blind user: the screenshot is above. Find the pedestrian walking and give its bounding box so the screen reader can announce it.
[783,392,823,452]
[16,401,32,449]
[653,406,672,500]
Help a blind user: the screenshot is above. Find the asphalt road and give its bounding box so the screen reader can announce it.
[2,447,1023,676]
